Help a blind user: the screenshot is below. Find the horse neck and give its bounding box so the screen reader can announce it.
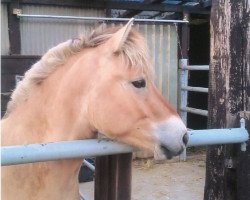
[2,54,96,146]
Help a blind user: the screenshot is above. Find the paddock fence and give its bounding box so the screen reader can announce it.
[2,119,248,166]
[178,59,209,160]
[1,119,248,199]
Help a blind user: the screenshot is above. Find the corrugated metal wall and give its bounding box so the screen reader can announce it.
[18,5,178,108]
[20,5,105,55]
[1,4,10,55]
[135,24,178,108]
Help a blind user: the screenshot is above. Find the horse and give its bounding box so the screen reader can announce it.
[1,19,188,200]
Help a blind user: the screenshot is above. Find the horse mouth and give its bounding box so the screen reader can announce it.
[160,145,184,160]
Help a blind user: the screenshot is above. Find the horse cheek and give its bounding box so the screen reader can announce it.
[105,97,136,136]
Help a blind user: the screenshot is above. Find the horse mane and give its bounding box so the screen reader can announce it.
[5,25,153,117]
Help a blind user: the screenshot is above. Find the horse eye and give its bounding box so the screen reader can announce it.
[131,79,146,88]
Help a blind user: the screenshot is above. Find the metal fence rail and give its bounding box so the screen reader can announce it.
[181,86,208,93]
[1,140,134,166]
[16,14,189,24]
[180,65,209,70]
[83,160,95,172]
[178,60,209,118]
[178,60,209,117]
[1,120,248,166]
[181,106,208,116]
[178,60,211,161]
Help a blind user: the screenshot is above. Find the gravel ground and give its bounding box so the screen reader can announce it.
[79,153,206,200]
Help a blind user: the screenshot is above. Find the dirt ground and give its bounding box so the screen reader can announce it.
[79,153,206,200]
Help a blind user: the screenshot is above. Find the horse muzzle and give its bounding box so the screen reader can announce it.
[160,133,188,159]
[153,117,188,159]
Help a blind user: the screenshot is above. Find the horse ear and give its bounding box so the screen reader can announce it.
[108,18,135,53]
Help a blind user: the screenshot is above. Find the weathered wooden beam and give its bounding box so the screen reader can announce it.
[204,0,250,199]
[236,0,250,197]
[178,12,190,59]
[237,112,250,200]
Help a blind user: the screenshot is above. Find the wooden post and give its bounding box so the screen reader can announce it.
[95,153,132,200]
[117,153,132,200]
[205,0,250,200]
[237,112,250,200]
[178,12,189,59]
[236,0,250,198]
[7,0,21,55]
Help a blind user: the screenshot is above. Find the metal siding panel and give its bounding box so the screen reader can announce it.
[169,25,178,109]
[20,5,105,55]
[1,4,10,55]
[137,24,178,108]
[161,25,169,100]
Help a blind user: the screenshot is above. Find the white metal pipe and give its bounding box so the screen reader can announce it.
[181,86,208,93]
[179,59,188,123]
[1,140,135,166]
[187,128,249,147]
[83,160,95,172]
[17,14,189,24]
[181,106,208,116]
[1,126,248,166]
[178,59,188,161]
[180,65,209,70]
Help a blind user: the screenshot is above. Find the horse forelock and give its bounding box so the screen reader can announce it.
[5,25,153,117]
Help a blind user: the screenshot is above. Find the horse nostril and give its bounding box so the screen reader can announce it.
[182,133,189,146]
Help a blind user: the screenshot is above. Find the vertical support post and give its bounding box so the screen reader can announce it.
[95,153,132,200]
[236,0,250,196]
[237,112,250,200]
[117,153,132,200]
[178,11,189,161]
[94,156,114,200]
[178,12,189,59]
[178,59,188,161]
[7,0,21,54]
[204,0,249,199]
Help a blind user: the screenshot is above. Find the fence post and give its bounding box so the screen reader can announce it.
[204,0,250,199]
[117,153,132,200]
[7,0,21,54]
[178,11,189,162]
[95,153,132,200]
[178,58,188,161]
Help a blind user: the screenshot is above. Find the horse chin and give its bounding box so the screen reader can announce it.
[159,145,184,160]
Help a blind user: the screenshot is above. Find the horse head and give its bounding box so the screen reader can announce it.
[5,19,187,159]
[84,19,188,159]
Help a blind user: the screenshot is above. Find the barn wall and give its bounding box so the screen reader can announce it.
[1,55,40,117]
[1,4,10,55]
[20,5,106,55]
[136,24,178,108]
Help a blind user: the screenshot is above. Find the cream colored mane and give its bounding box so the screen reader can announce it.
[5,26,153,117]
